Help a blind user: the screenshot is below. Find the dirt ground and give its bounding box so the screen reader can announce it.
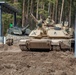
[0,44,76,75]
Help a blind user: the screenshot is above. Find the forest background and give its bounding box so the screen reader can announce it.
[1,0,76,35]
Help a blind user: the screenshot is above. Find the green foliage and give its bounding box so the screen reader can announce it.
[2,0,22,35]
[48,0,56,4]
[39,9,48,18]
[2,14,13,35]
[13,2,21,10]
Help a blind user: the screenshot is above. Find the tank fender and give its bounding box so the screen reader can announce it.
[51,40,61,45]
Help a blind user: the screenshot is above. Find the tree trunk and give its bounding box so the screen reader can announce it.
[36,0,39,19]
[58,6,60,23]
[69,0,72,27]
[14,0,18,3]
[52,4,55,20]
[22,0,25,27]
[27,0,30,19]
[30,0,33,29]
[55,0,58,23]
[59,0,64,23]
[48,2,51,16]
[30,0,33,13]
[42,3,45,10]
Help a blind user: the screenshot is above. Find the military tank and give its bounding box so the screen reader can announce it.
[6,25,31,46]
[19,15,74,51]
[7,25,31,35]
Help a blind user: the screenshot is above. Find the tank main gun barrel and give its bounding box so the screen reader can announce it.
[30,13,38,23]
[22,24,29,31]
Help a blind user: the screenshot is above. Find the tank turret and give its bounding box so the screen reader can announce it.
[7,25,30,35]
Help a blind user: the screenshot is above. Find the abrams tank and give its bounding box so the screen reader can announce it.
[19,15,74,51]
[7,25,30,35]
[6,25,31,46]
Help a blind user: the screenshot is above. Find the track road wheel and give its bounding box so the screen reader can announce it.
[53,45,60,51]
[59,42,70,50]
[19,44,28,51]
[6,39,13,46]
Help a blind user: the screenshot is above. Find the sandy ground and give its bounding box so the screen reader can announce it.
[0,44,76,75]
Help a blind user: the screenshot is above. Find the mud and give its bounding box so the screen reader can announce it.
[0,44,76,75]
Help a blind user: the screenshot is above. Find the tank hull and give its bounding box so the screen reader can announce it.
[19,39,51,50]
[19,38,74,51]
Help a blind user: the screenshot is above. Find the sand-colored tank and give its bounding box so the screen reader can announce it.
[19,15,74,51]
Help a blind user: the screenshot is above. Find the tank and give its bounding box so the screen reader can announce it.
[7,27,22,35]
[7,25,31,35]
[19,15,74,51]
[6,25,31,46]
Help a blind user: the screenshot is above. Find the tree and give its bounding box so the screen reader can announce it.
[22,0,25,27]
[14,0,18,3]
[55,0,58,23]
[48,2,51,16]
[27,0,30,19]
[36,0,39,19]
[69,0,72,27]
[48,0,55,20]
[60,0,64,23]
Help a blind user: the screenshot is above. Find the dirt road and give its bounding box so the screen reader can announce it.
[0,45,76,75]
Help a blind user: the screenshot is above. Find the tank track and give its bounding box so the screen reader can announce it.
[59,42,71,50]
[52,45,61,51]
[6,34,29,45]
[19,44,28,51]
[19,42,72,51]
